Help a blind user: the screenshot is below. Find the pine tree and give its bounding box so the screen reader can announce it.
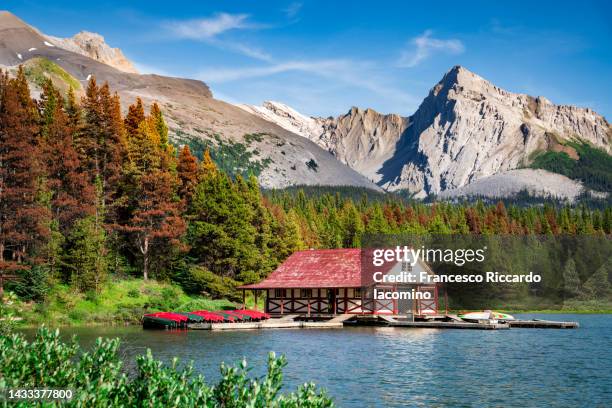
[124,97,145,137]
[562,258,582,299]
[39,80,95,233]
[0,68,50,271]
[120,103,185,280]
[64,216,107,292]
[150,102,169,149]
[80,78,127,214]
[177,145,199,205]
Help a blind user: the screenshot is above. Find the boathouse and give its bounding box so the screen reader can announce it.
[239,248,439,317]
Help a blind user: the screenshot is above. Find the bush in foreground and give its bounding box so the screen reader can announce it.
[0,327,334,407]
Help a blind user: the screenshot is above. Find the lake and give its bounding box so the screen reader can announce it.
[22,314,612,407]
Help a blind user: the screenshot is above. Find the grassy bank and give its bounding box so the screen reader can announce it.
[10,278,239,327]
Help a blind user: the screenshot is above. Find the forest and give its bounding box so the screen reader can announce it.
[0,67,611,314]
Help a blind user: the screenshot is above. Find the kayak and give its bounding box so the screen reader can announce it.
[458,310,515,322]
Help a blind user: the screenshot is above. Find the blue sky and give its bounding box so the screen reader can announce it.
[5,1,612,118]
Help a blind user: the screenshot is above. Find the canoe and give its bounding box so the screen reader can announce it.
[143,315,182,329]
[190,310,226,322]
[233,309,270,320]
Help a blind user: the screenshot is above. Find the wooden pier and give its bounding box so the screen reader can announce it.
[182,315,578,331]
[508,319,579,329]
[348,315,579,330]
[386,320,509,330]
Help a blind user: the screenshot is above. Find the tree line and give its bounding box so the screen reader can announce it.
[1,67,609,302]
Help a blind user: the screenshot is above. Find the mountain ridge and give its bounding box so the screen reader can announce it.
[241,65,610,198]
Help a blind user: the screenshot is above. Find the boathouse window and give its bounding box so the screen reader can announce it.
[354,288,362,298]
[274,289,286,298]
[402,262,412,272]
[301,289,312,298]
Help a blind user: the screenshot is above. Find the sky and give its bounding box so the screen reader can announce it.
[4,1,611,118]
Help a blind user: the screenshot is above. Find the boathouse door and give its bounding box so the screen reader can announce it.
[328,289,336,314]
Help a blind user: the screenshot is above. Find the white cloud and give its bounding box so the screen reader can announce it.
[166,13,255,40]
[198,59,419,110]
[284,2,303,18]
[197,59,351,82]
[164,13,271,61]
[398,30,465,68]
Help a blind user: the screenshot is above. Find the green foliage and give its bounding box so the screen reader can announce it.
[243,133,266,144]
[187,172,279,284]
[22,58,82,92]
[0,328,334,407]
[14,279,229,326]
[10,265,51,302]
[63,216,107,293]
[582,258,611,300]
[0,293,19,336]
[181,265,241,300]
[175,132,272,178]
[531,141,612,191]
[306,159,318,172]
[562,259,582,298]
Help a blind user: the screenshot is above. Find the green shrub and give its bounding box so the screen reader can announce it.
[184,266,241,300]
[146,286,183,311]
[127,288,140,298]
[0,327,334,407]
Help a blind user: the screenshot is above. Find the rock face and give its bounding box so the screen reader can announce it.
[44,31,138,73]
[0,11,381,191]
[243,66,610,197]
[391,66,610,196]
[237,103,408,184]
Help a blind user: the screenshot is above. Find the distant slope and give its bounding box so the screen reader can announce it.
[437,169,591,201]
[0,10,381,191]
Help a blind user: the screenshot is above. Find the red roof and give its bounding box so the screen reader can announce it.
[239,249,363,289]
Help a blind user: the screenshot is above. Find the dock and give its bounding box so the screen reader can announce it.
[386,320,509,330]
[347,315,578,330]
[188,319,345,331]
[508,319,579,329]
[169,314,579,331]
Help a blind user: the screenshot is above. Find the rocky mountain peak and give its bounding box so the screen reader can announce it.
[44,30,138,73]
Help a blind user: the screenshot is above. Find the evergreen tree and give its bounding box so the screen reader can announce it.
[562,258,582,299]
[177,145,199,205]
[64,216,107,292]
[124,97,145,137]
[0,68,50,271]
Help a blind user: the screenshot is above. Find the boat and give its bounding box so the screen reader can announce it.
[458,310,515,322]
[143,312,189,329]
[143,309,271,329]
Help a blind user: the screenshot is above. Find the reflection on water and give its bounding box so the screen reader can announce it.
[20,314,612,407]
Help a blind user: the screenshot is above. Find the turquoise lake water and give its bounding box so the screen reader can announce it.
[26,314,612,407]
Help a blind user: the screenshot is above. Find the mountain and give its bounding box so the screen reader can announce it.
[0,11,380,191]
[43,31,138,73]
[243,66,610,198]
